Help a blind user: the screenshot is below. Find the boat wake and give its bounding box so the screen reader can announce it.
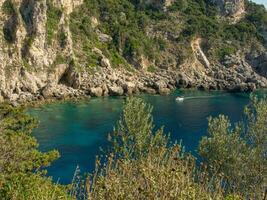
[176,94,226,102]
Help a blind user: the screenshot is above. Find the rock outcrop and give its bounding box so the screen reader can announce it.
[0,0,82,103]
[143,0,175,11]
[0,0,266,104]
[212,0,245,22]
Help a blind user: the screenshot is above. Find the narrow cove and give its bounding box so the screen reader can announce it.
[28,90,264,184]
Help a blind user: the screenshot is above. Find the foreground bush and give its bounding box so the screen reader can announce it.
[199,97,267,199]
[86,98,224,199]
[0,103,71,200]
[86,97,267,200]
[1,96,266,199]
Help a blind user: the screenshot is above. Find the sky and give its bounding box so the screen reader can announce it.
[252,0,267,8]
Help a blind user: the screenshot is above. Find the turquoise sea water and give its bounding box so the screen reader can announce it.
[28,90,266,184]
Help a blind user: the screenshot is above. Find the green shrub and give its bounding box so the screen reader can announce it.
[2,0,15,15]
[0,173,71,200]
[68,0,266,69]
[199,97,267,199]
[86,97,267,199]
[1,96,266,199]
[216,46,237,60]
[59,29,67,48]
[46,1,62,44]
[87,98,224,199]
[0,103,71,200]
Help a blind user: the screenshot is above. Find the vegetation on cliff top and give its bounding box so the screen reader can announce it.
[68,0,267,70]
[1,0,266,70]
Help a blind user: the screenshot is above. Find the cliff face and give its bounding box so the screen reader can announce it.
[0,0,266,103]
[0,0,82,102]
[212,0,245,21]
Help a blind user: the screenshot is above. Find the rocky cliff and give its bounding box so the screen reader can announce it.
[212,0,245,21]
[0,0,266,103]
[0,0,83,102]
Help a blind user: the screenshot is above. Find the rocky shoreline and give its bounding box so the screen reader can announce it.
[0,0,266,105]
[3,55,267,106]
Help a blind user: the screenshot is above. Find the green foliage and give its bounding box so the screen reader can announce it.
[69,4,101,69]
[69,0,161,70]
[199,96,267,199]
[95,0,159,60]
[179,0,219,38]
[216,46,237,60]
[87,97,267,199]
[1,97,266,199]
[46,1,62,45]
[0,104,59,173]
[147,65,157,73]
[0,173,71,200]
[0,103,70,199]
[108,98,169,160]
[2,0,15,15]
[169,0,188,12]
[58,29,67,48]
[54,54,66,65]
[245,1,267,43]
[87,98,224,199]
[108,49,128,68]
[87,145,219,199]
[68,0,266,70]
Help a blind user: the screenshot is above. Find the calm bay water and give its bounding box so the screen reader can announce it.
[28,90,265,184]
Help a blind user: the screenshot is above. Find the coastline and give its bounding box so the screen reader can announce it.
[3,62,267,107]
[20,87,267,110]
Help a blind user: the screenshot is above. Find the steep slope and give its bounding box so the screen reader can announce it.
[0,0,83,102]
[0,0,266,103]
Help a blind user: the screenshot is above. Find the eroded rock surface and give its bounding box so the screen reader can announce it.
[0,0,266,104]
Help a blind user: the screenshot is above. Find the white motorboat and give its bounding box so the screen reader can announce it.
[176,97,184,102]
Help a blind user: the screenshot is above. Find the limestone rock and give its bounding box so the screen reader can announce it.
[108,86,124,96]
[101,58,112,68]
[90,87,103,97]
[97,31,112,43]
[0,0,266,104]
[41,84,56,99]
[123,82,136,95]
[212,0,245,21]
[158,88,171,95]
[91,17,99,28]
[0,94,4,102]
[141,87,157,95]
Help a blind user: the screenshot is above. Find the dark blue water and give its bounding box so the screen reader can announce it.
[28,90,265,184]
